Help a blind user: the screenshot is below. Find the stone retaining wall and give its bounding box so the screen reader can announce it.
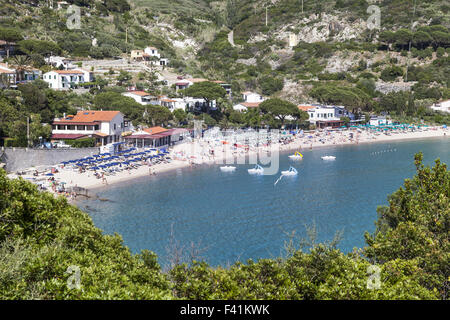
[1,147,100,173]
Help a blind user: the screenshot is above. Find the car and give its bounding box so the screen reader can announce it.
[53,141,71,148]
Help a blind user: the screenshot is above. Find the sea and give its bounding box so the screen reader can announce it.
[77,137,450,268]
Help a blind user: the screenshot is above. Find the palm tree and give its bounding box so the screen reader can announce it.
[10,55,32,83]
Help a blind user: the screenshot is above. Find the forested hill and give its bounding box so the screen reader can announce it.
[1,0,449,120]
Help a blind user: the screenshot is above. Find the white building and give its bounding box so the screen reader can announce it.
[430,99,450,114]
[369,116,392,126]
[233,102,262,112]
[122,91,159,105]
[51,111,126,146]
[306,105,353,123]
[0,63,16,87]
[48,56,74,70]
[42,69,92,90]
[242,91,265,103]
[144,46,160,59]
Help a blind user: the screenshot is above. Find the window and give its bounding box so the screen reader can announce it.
[67,125,75,130]
[54,75,56,79]
[114,124,116,130]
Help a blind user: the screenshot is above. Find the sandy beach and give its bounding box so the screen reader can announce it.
[7,126,449,199]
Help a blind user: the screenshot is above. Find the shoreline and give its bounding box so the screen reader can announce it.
[7,127,449,199]
[78,128,449,195]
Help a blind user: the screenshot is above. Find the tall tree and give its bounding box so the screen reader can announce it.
[10,55,32,83]
[184,81,227,113]
[0,28,22,58]
[259,98,302,127]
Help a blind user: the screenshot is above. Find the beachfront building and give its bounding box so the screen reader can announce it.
[42,69,92,90]
[430,99,450,114]
[304,105,354,128]
[122,91,159,105]
[369,116,392,126]
[51,111,127,146]
[123,126,190,148]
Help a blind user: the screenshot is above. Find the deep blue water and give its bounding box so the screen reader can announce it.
[77,137,450,267]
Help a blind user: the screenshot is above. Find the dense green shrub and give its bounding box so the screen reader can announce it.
[380,65,404,82]
[64,138,95,148]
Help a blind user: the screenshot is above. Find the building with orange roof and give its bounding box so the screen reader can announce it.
[124,127,190,148]
[51,111,127,146]
[297,105,315,112]
[43,69,92,90]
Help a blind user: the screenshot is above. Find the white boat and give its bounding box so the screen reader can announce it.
[220,166,236,172]
[321,156,336,161]
[288,152,303,160]
[248,164,264,175]
[281,166,298,176]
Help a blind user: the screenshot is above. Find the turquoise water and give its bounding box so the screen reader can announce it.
[77,137,450,267]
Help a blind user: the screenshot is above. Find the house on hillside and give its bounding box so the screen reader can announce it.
[0,63,41,85]
[42,69,92,90]
[0,63,17,87]
[51,111,127,146]
[233,102,262,112]
[131,46,169,66]
[48,56,74,70]
[430,99,450,114]
[0,40,17,57]
[242,91,265,103]
[122,91,159,105]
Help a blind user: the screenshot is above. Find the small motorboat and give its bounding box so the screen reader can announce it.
[248,164,264,175]
[281,166,298,176]
[288,152,303,160]
[220,166,236,172]
[321,156,336,160]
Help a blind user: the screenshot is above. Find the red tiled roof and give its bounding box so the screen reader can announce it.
[298,105,315,111]
[143,126,168,135]
[126,91,151,97]
[53,111,121,124]
[51,134,86,140]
